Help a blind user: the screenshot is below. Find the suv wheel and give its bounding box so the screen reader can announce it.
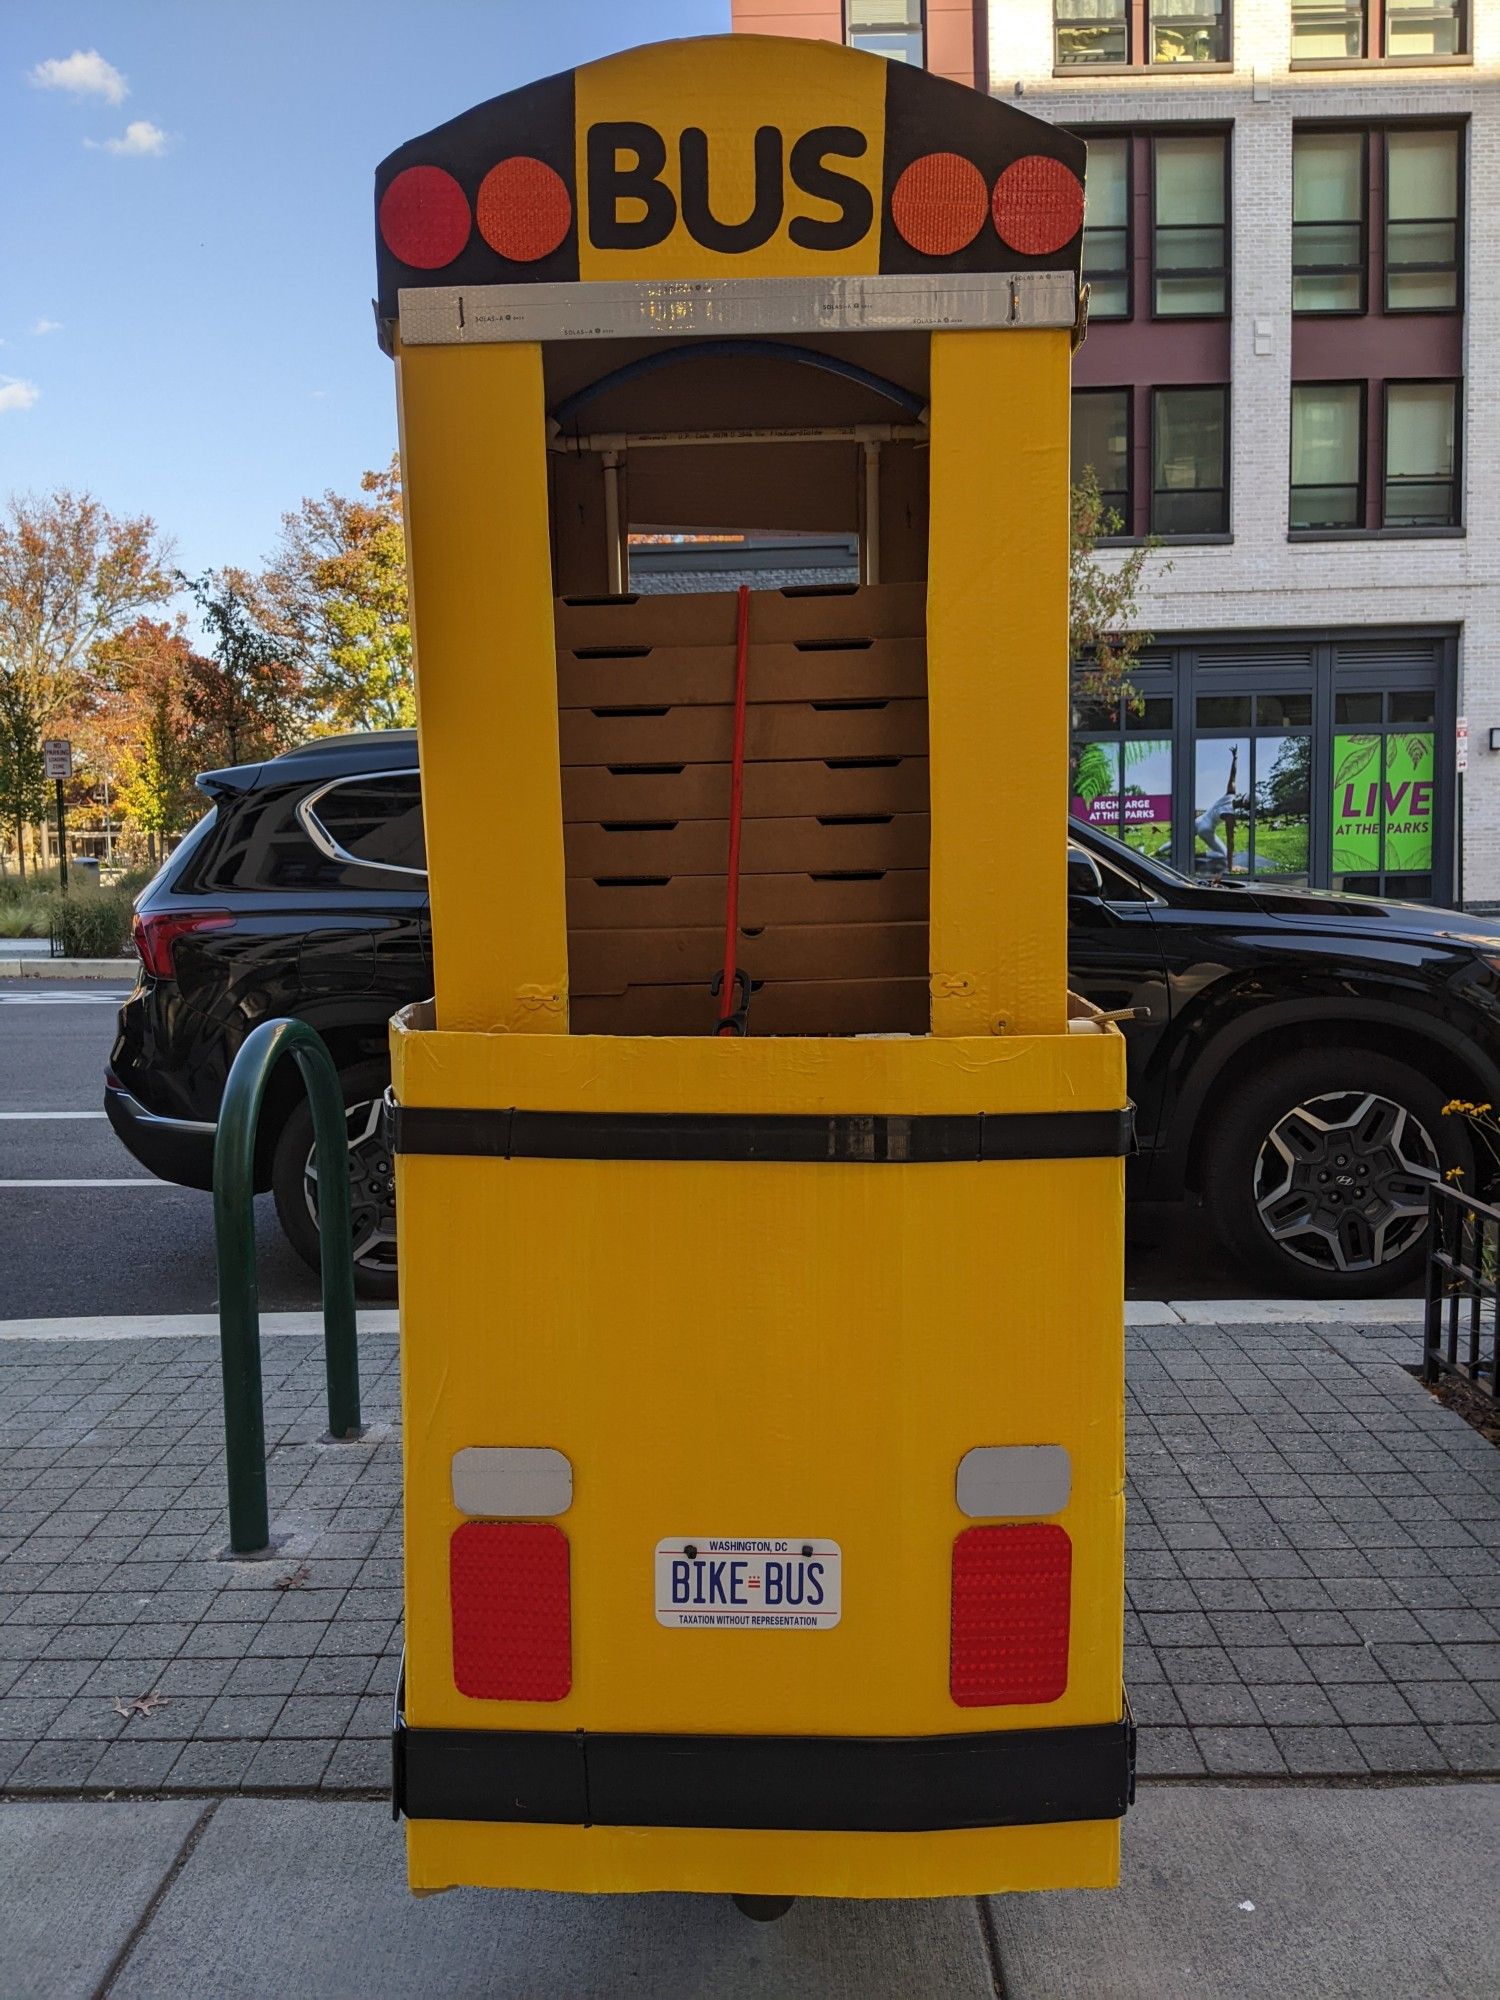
[271,1059,398,1300]
[1203,1049,1469,1298]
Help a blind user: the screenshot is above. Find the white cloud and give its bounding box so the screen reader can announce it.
[28,49,127,104]
[0,378,41,415]
[32,318,63,337]
[87,120,169,158]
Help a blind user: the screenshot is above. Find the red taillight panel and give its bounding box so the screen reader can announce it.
[450,1521,571,1702]
[131,909,235,979]
[951,1523,1071,1707]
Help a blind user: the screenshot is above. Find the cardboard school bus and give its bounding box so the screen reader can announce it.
[378,33,1133,1907]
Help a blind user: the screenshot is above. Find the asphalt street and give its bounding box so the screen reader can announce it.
[0,979,316,1320]
[0,976,1393,1320]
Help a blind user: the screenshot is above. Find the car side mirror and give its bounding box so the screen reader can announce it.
[1067,849,1105,901]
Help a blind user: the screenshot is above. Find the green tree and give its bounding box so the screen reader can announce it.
[0,680,47,876]
[180,569,305,768]
[256,456,413,731]
[1069,467,1164,714]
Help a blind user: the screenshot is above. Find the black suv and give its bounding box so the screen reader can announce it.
[109,729,1500,1299]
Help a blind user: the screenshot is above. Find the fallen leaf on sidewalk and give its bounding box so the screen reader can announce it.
[112,1690,169,1721]
[274,1562,313,1591]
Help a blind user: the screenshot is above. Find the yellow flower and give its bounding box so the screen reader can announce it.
[1445,1166,1466,1182]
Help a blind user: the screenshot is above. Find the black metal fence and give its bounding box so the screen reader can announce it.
[1423,1182,1500,1400]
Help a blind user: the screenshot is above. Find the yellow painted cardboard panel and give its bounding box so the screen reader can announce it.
[409,1815,1121,1901]
[396,341,569,1034]
[573,38,886,282]
[927,329,1072,1041]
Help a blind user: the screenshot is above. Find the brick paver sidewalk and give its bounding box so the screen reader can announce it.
[1,1317,1497,1793]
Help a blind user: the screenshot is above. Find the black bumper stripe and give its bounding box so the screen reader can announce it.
[394,1710,1136,1833]
[389,1102,1134,1164]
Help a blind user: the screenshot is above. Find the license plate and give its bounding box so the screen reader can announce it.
[654,1537,842,1629]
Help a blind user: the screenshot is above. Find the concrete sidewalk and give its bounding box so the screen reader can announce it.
[5,1785,1496,1999]
[2,1313,1496,1789]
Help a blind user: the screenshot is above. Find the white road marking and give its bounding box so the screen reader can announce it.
[0,1110,108,1120]
[0,991,128,1004]
[0,1310,400,1341]
[0,1176,168,1188]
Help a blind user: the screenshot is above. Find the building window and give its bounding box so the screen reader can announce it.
[1055,0,1229,65]
[1149,1,1228,61]
[1291,384,1364,530]
[1082,138,1130,319]
[1385,128,1460,310]
[1071,693,1176,861]
[1152,386,1228,535]
[845,0,924,65]
[1332,690,1436,898]
[1291,1,1468,62]
[1057,0,1129,65]
[1153,134,1228,316]
[1072,389,1132,532]
[1384,381,1458,528]
[1292,132,1365,313]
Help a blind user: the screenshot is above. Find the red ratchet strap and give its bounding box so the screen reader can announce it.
[714,584,753,1036]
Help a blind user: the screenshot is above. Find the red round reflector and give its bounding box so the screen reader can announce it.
[890,152,989,258]
[378,165,471,271]
[990,155,1085,257]
[477,157,572,263]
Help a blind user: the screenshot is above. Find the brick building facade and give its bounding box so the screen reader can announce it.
[729,0,1499,905]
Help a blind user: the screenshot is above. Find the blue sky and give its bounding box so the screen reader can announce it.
[3,0,726,580]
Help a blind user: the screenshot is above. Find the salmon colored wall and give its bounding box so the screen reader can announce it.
[730,0,981,90]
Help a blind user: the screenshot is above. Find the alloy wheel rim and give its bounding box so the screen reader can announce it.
[302,1096,398,1275]
[1252,1089,1439,1275]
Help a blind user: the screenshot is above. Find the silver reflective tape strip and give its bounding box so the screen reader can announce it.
[956,1446,1072,1520]
[397,272,1076,346]
[451,1447,573,1518]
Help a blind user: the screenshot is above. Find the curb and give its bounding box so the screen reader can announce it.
[0,957,133,981]
[0,1304,1418,1341]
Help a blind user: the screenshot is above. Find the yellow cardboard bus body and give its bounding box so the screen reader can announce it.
[381,33,1127,1901]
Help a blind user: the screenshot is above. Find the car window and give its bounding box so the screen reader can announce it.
[305,773,425,874]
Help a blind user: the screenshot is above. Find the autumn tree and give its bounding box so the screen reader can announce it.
[179,569,305,769]
[96,618,203,852]
[255,456,413,731]
[0,491,174,873]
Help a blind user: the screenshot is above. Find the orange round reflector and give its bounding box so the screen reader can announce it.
[990,155,1085,258]
[477,156,573,263]
[890,152,989,258]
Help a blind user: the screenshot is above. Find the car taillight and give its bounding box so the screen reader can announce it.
[950,1523,1072,1707]
[450,1521,571,1701]
[131,909,235,979]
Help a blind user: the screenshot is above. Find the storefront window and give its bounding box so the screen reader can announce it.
[1332,696,1435,896]
[1070,695,1174,861]
[1193,693,1312,883]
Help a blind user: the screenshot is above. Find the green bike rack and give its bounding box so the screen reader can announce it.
[213,1017,364,1557]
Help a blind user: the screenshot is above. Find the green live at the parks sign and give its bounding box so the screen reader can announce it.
[1332,731,1434,877]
